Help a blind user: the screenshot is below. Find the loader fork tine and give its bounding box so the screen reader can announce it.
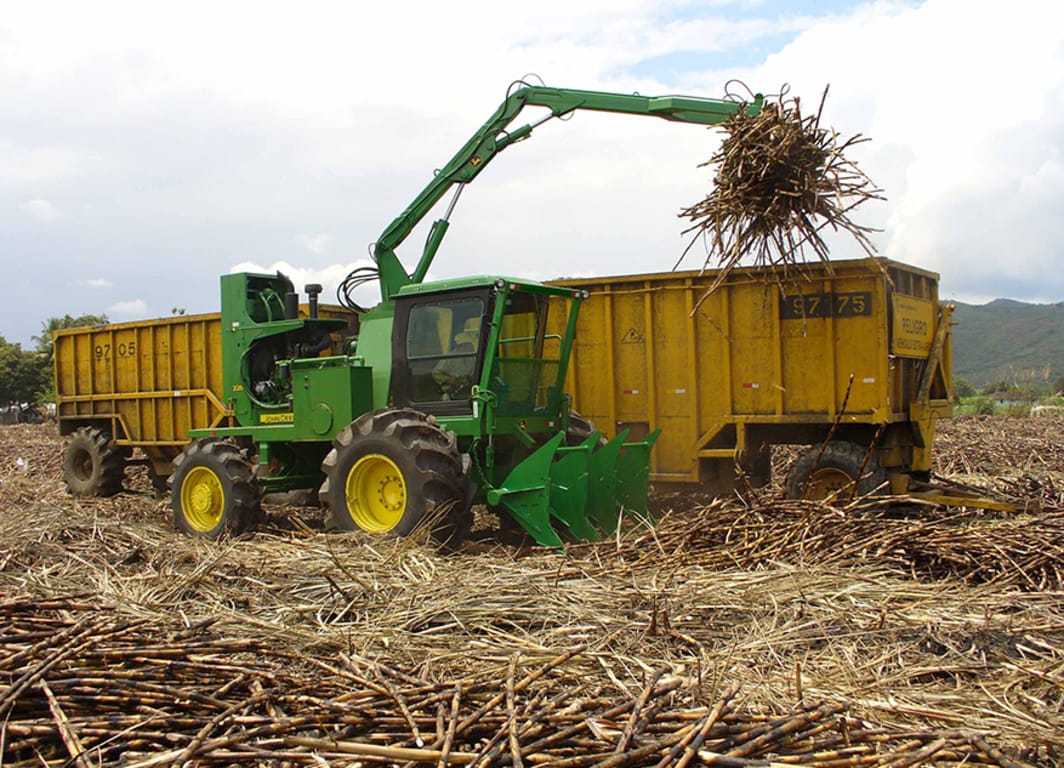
[616,429,661,524]
[488,433,566,548]
[548,433,602,542]
[586,430,629,533]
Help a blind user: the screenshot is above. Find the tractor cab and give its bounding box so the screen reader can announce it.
[390,278,585,436]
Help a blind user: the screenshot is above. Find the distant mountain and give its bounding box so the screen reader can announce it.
[950,299,1064,388]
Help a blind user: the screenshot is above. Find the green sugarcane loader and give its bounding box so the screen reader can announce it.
[170,82,762,547]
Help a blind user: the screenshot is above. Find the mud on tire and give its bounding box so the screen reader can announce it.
[565,410,607,447]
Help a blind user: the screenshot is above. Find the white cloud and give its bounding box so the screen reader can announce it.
[229,259,379,308]
[299,234,331,255]
[1,141,86,186]
[20,198,59,220]
[2,0,1063,348]
[108,299,147,315]
[80,278,112,288]
[738,1,1064,297]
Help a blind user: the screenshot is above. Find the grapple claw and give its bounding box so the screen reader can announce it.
[548,433,601,541]
[586,429,628,533]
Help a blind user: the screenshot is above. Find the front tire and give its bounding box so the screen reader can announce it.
[62,426,127,497]
[785,441,887,502]
[170,440,262,538]
[320,408,471,547]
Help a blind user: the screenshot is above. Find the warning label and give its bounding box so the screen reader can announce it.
[891,295,935,359]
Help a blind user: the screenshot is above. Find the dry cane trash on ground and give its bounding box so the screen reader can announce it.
[679,85,883,301]
[1,417,1063,766]
[0,595,1038,768]
[1,86,1052,767]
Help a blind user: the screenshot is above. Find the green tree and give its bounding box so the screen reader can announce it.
[33,313,108,362]
[0,336,48,406]
[32,313,108,403]
[981,380,1010,396]
[952,377,976,402]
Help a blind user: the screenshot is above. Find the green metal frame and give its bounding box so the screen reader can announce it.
[372,84,762,301]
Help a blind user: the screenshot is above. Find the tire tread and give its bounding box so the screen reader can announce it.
[320,408,470,547]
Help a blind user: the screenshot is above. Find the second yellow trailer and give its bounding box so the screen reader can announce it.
[551,257,956,501]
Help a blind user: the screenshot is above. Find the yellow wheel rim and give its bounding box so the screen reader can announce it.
[346,454,406,533]
[181,466,226,532]
[803,467,855,501]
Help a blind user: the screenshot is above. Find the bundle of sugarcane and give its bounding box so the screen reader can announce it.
[679,86,882,297]
[0,596,1031,767]
[622,499,1064,591]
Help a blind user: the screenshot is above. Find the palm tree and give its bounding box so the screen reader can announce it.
[33,313,109,363]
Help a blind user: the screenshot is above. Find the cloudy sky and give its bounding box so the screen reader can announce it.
[2,0,1062,346]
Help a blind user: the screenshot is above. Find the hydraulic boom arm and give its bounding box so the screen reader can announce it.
[370,83,763,301]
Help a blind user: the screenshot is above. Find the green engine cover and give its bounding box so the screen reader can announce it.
[291,357,374,440]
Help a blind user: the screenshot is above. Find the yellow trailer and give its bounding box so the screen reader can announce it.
[549,258,954,499]
[54,304,355,495]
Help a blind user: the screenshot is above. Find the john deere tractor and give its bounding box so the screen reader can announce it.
[170,82,761,547]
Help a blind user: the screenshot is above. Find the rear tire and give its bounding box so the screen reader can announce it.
[62,426,127,497]
[738,444,772,488]
[565,410,607,447]
[148,467,170,499]
[785,441,887,502]
[170,440,263,538]
[320,408,471,548]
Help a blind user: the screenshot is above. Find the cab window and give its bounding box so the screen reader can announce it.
[491,291,562,413]
[407,298,484,403]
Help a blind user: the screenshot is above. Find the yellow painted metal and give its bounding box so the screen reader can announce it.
[181,466,226,532]
[892,294,936,358]
[53,304,357,474]
[549,258,951,485]
[906,492,1015,513]
[346,454,406,532]
[53,312,226,451]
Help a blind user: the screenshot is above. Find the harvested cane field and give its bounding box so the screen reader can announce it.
[1,417,1062,767]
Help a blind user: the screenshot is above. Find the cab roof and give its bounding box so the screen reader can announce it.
[394,275,584,299]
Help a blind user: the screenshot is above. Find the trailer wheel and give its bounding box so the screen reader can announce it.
[170,440,263,538]
[565,410,607,447]
[62,426,127,497]
[738,444,772,488]
[320,408,471,548]
[148,467,171,499]
[785,441,888,502]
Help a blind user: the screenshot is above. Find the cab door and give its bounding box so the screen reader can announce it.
[391,290,490,415]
